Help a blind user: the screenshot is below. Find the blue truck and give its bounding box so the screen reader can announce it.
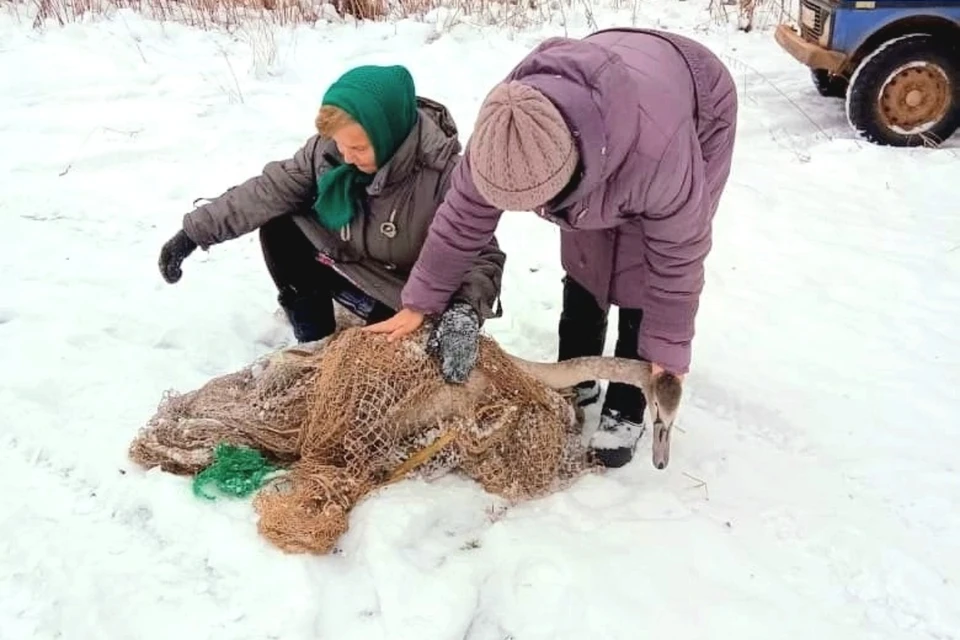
[775,0,960,146]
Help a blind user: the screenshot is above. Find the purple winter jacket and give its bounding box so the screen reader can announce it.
[401,28,738,374]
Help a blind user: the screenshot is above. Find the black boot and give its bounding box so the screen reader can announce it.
[277,285,336,343]
[260,216,397,339]
[260,216,340,343]
[557,275,609,408]
[589,308,648,468]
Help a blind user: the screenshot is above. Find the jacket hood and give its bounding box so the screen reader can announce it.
[505,36,639,223]
[367,96,462,195]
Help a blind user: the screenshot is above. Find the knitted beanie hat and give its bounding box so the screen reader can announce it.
[469,81,578,211]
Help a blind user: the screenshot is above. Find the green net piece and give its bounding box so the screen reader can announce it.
[193,443,282,501]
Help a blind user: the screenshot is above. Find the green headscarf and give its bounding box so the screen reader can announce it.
[312,64,419,230]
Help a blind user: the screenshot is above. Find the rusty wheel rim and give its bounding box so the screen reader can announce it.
[878,61,952,134]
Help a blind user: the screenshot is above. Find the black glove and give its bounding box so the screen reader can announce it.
[158,229,198,284]
[426,301,480,384]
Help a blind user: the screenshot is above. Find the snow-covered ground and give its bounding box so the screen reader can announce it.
[1,1,959,638]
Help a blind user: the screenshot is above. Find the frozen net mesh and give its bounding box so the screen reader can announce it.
[128,326,599,553]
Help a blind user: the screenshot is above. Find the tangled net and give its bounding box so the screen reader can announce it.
[129,325,611,554]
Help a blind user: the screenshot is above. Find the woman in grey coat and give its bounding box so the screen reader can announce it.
[157,64,505,367]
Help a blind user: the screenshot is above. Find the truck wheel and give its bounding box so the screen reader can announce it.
[845,34,959,147]
[812,69,848,98]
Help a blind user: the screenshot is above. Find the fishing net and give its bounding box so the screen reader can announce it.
[128,324,600,554]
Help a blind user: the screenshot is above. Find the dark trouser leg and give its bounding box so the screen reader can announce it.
[259,217,336,342]
[260,216,336,343]
[324,280,395,326]
[259,216,396,341]
[590,307,648,469]
[363,300,397,324]
[557,275,609,407]
[602,308,647,423]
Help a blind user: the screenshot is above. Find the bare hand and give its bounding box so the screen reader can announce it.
[363,308,425,342]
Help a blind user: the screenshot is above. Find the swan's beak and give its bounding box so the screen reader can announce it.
[647,372,681,470]
[652,415,670,470]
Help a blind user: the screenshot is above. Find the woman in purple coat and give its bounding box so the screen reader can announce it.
[367,27,738,467]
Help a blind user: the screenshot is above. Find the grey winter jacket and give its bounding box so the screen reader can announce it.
[181,97,506,319]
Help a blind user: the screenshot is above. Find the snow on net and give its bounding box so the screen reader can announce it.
[128,325,603,554]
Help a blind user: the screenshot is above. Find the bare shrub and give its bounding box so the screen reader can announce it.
[709,0,794,32]
[25,0,327,29]
[13,0,752,33]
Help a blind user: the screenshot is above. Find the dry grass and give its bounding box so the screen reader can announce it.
[22,0,327,29]
[9,0,784,33]
[708,0,795,32]
[13,0,588,30]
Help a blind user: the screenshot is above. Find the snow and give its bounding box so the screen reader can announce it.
[2,2,959,639]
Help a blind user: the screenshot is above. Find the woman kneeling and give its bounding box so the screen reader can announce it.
[157,64,505,356]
